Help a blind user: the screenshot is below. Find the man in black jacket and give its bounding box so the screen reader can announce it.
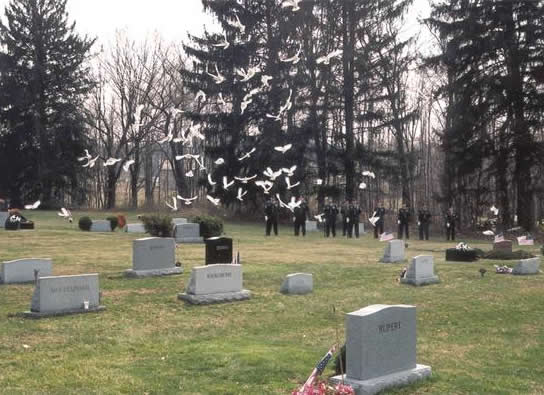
[348,201,362,238]
[398,205,411,239]
[445,207,457,241]
[293,197,310,236]
[340,200,349,236]
[264,197,279,236]
[418,208,432,240]
[324,198,339,237]
[373,204,386,239]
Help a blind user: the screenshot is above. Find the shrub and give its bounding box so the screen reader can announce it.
[106,216,119,231]
[140,214,173,237]
[483,250,535,260]
[79,216,92,231]
[191,215,223,238]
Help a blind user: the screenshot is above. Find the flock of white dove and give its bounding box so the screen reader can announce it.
[73,1,376,221]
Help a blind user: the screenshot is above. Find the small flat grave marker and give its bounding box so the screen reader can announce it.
[280,273,313,295]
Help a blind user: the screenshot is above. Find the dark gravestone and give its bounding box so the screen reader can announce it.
[493,240,512,253]
[205,237,233,265]
[445,248,478,262]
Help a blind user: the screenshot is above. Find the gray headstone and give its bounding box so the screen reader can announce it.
[400,255,440,286]
[493,240,512,253]
[305,220,318,232]
[178,264,250,305]
[125,237,181,277]
[358,223,365,234]
[280,273,313,295]
[512,257,540,275]
[1,258,53,284]
[172,217,188,225]
[23,273,105,318]
[90,220,111,232]
[0,212,8,228]
[174,223,203,243]
[330,304,431,394]
[125,223,146,233]
[381,240,405,263]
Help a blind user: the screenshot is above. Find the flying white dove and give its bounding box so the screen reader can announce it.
[208,174,217,186]
[104,158,122,167]
[177,195,198,205]
[194,90,207,103]
[265,112,282,122]
[234,174,257,183]
[77,149,92,162]
[281,0,302,12]
[255,180,274,194]
[123,159,135,172]
[24,200,41,210]
[263,167,283,180]
[211,31,230,50]
[274,143,292,154]
[247,125,261,136]
[206,195,221,206]
[222,176,235,190]
[241,98,252,114]
[315,178,323,185]
[281,165,297,177]
[227,14,245,33]
[214,158,225,165]
[185,170,194,177]
[206,64,226,84]
[288,197,302,211]
[316,49,342,65]
[170,107,184,117]
[275,193,293,212]
[57,207,72,222]
[490,205,499,216]
[237,147,256,161]
[279,89,293,114]
[280,45,302,64]
[261,75,273,88]
[82,155,100,168]
[359,182,367,190]
[165,196,178,211]
[285,176,300,190]
[362,170,376,179]
[235,66,259,82]
[314,213,325,222]
[482,230,495,236]
[236,187,248,201]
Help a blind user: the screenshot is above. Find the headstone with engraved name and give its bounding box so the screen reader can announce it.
[401,255,440,286]
[174,223,203,243]
[125,223,146,233]
[280,273,313,295]
[305,220,318,232]
[178,264,251,304]
[512,257,540,275]
[1,258,53,284]
[90,220,112,232]
[125,237,181,277]
[0,212,8,228]
[205,237,233,265]
[330,304,431,394]
[381,239,405,263]
[493,240,513,253]
[23,273,105,318]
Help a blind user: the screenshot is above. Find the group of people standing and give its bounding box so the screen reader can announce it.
[264,196,458,241]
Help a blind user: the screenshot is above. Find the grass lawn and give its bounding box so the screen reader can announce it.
[1,210,543,394]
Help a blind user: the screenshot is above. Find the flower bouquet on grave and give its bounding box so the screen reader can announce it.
[292,346,354,395]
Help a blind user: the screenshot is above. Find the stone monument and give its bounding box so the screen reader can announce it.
[90,220,111,232]
[125,223,146,233]
[173,223,203,243]
[380,240,405,263]
[305,220,318,232]
[0,258,53,284]
[280,273,313,295]
[512,257,540,275]
[400,255,440,286]
[178,264,251,305]
[330,304,431,394]
[205,237,233,265]
[125,237,181,277]
[493,240,513,253]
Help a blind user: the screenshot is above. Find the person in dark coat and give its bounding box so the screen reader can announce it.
[340,200,349,237]
[264,197,279,236]
[445,206,457,241]
[397,205,411,239]
[293,197,310,236]
[348,201,362,238]
[323,198,339,237]
[373,203,386,239]
[418,208,432,240]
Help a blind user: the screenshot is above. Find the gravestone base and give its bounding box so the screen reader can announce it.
[22,305,106,319]
[176,237,204,244]
[330,364,431,395]
[124,267,182,278]
[178,289,251,305]
[400,275,440,286]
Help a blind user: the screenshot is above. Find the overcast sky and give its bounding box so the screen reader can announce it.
[0,0,432,47]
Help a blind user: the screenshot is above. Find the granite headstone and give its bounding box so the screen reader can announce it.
[125,237,181,277]
[493,240,513,253]
[1,258,53,284]
[174,223,203,243]
[90,220,112,232]
[205,236,233,265]
[280,273,313,295]
[512,257,540,275]
[305,220,318,232]
[0,212,8,228]
[381,240,405,263]
[125,223,146,233]
[400,255,440,286]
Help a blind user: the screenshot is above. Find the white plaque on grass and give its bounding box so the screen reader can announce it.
[90,220,111,232]
[280,273,313,295]
[401,255,440,286]
[125,223,146,233]
[381,240,405,263]
[178,264,250,304]
[330,304,431,394]
[512,257,540,275]
[174,223,203,243]
[23,273,105,318]
[305,220,318,232]
[0,212,8,228]
[1,258,52,284]
[125,237,180,277]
